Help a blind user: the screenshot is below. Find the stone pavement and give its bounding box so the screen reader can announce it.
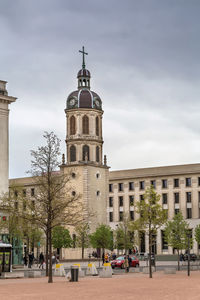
[1,271,200,300]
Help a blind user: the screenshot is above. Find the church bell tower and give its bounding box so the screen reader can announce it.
[61,47,109,231]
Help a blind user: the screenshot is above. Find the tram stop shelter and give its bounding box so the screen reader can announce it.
[0,243,12,274]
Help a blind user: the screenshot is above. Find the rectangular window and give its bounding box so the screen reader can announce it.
[31,188,35,196]
[186,177,191,187]
[129,195,134,206]
[14,190,18,198]
[175,208,179,215]
[119,211,123,221]
[109,184,113,193]
[161,230,168,250]
[186,192,192,203]
[174,178,179,188]
[118,183,123,192]
[22,189,26,197]
[140,181,145,190]
[198,177,200,186]
[109,197,113,207]
[150,180,156,189]
[130,211,134,220]
[119,196,123,207]
[162,179,168,189]
[162,193,167,204]
[109,212,113,222]
[174,192,179,204]
[187,208,192,219]
[140,194,144,201]
[129,182,134,191]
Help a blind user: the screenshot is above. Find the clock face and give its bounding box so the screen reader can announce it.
[95,100,100,107]
[69,98,75,106]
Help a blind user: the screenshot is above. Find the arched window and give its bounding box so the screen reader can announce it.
[96,146,100,162]
[82,115,89,134]
[70,145,76,162]
[96,116,99,136]
[83,145,90,161]
[70,115,76,135]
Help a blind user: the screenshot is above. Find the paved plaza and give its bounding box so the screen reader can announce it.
[1,271,200,300]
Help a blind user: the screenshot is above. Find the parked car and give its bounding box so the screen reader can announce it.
[111,255,139,269]
[183,253,197,261]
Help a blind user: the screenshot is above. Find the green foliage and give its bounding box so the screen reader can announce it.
[195,224,200,246]
[134,186,167,278]
[76,222,90,248]
[90,224,113,250]
[134,186,167,236]
[52,226,72,249]
[114,214,134,252]
[164,212,189,251]
[75,222,90,259]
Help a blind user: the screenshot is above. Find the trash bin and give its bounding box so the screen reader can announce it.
[71,265,79,282]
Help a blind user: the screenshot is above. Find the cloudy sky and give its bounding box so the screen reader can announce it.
[1,0,200,178]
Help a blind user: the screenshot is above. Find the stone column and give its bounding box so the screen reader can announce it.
[0,80,17,196]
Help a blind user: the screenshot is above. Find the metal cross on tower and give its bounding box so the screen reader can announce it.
[79,46,88,69]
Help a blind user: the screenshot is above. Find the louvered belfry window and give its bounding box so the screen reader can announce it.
[96,146,100,162]
[83,115,89,134]
[83,145,90,161]
[96,116,99,136]
[70,115,76,135]
[70,145,76,162]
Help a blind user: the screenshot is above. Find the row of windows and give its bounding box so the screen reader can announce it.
[109,191,200,208]
[109,207,194,222]
[109,177,200,193]
[70,115,100,136]
[69,145,100,162]
[14,188,35,198]
[109,211,134,222]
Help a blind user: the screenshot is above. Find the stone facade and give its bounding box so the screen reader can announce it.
[108,164,200,254]
[0,81,16,197]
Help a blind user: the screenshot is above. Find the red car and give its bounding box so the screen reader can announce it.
[111,255,139,269]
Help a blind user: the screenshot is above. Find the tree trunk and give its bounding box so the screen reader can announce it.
[177,249,180,271]
[45,231,49,277]
[48,226,53,283]
[82,245,84,259]
[149,231,152,278]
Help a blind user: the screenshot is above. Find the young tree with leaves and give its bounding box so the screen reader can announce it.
[164,212,190,270]
[195,224,200,255]
[75,222,90,259]
[134,186,167,278]
[52,226,72,258]
[90,224,113,256]
[114,214,134,255]
[27,131,82,283]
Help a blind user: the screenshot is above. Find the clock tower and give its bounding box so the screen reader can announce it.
[61,47,109,233]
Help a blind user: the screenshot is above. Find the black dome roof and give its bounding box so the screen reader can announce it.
[77,69,91,78]
[67,89,102,110]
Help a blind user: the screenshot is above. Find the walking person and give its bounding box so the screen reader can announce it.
[39,252,45,269]
[28,252,34,268]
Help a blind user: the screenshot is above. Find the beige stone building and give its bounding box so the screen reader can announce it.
[5,51,200,257]
[108,164,200,254]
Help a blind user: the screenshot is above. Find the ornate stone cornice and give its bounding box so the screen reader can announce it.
[0,95,17,104]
